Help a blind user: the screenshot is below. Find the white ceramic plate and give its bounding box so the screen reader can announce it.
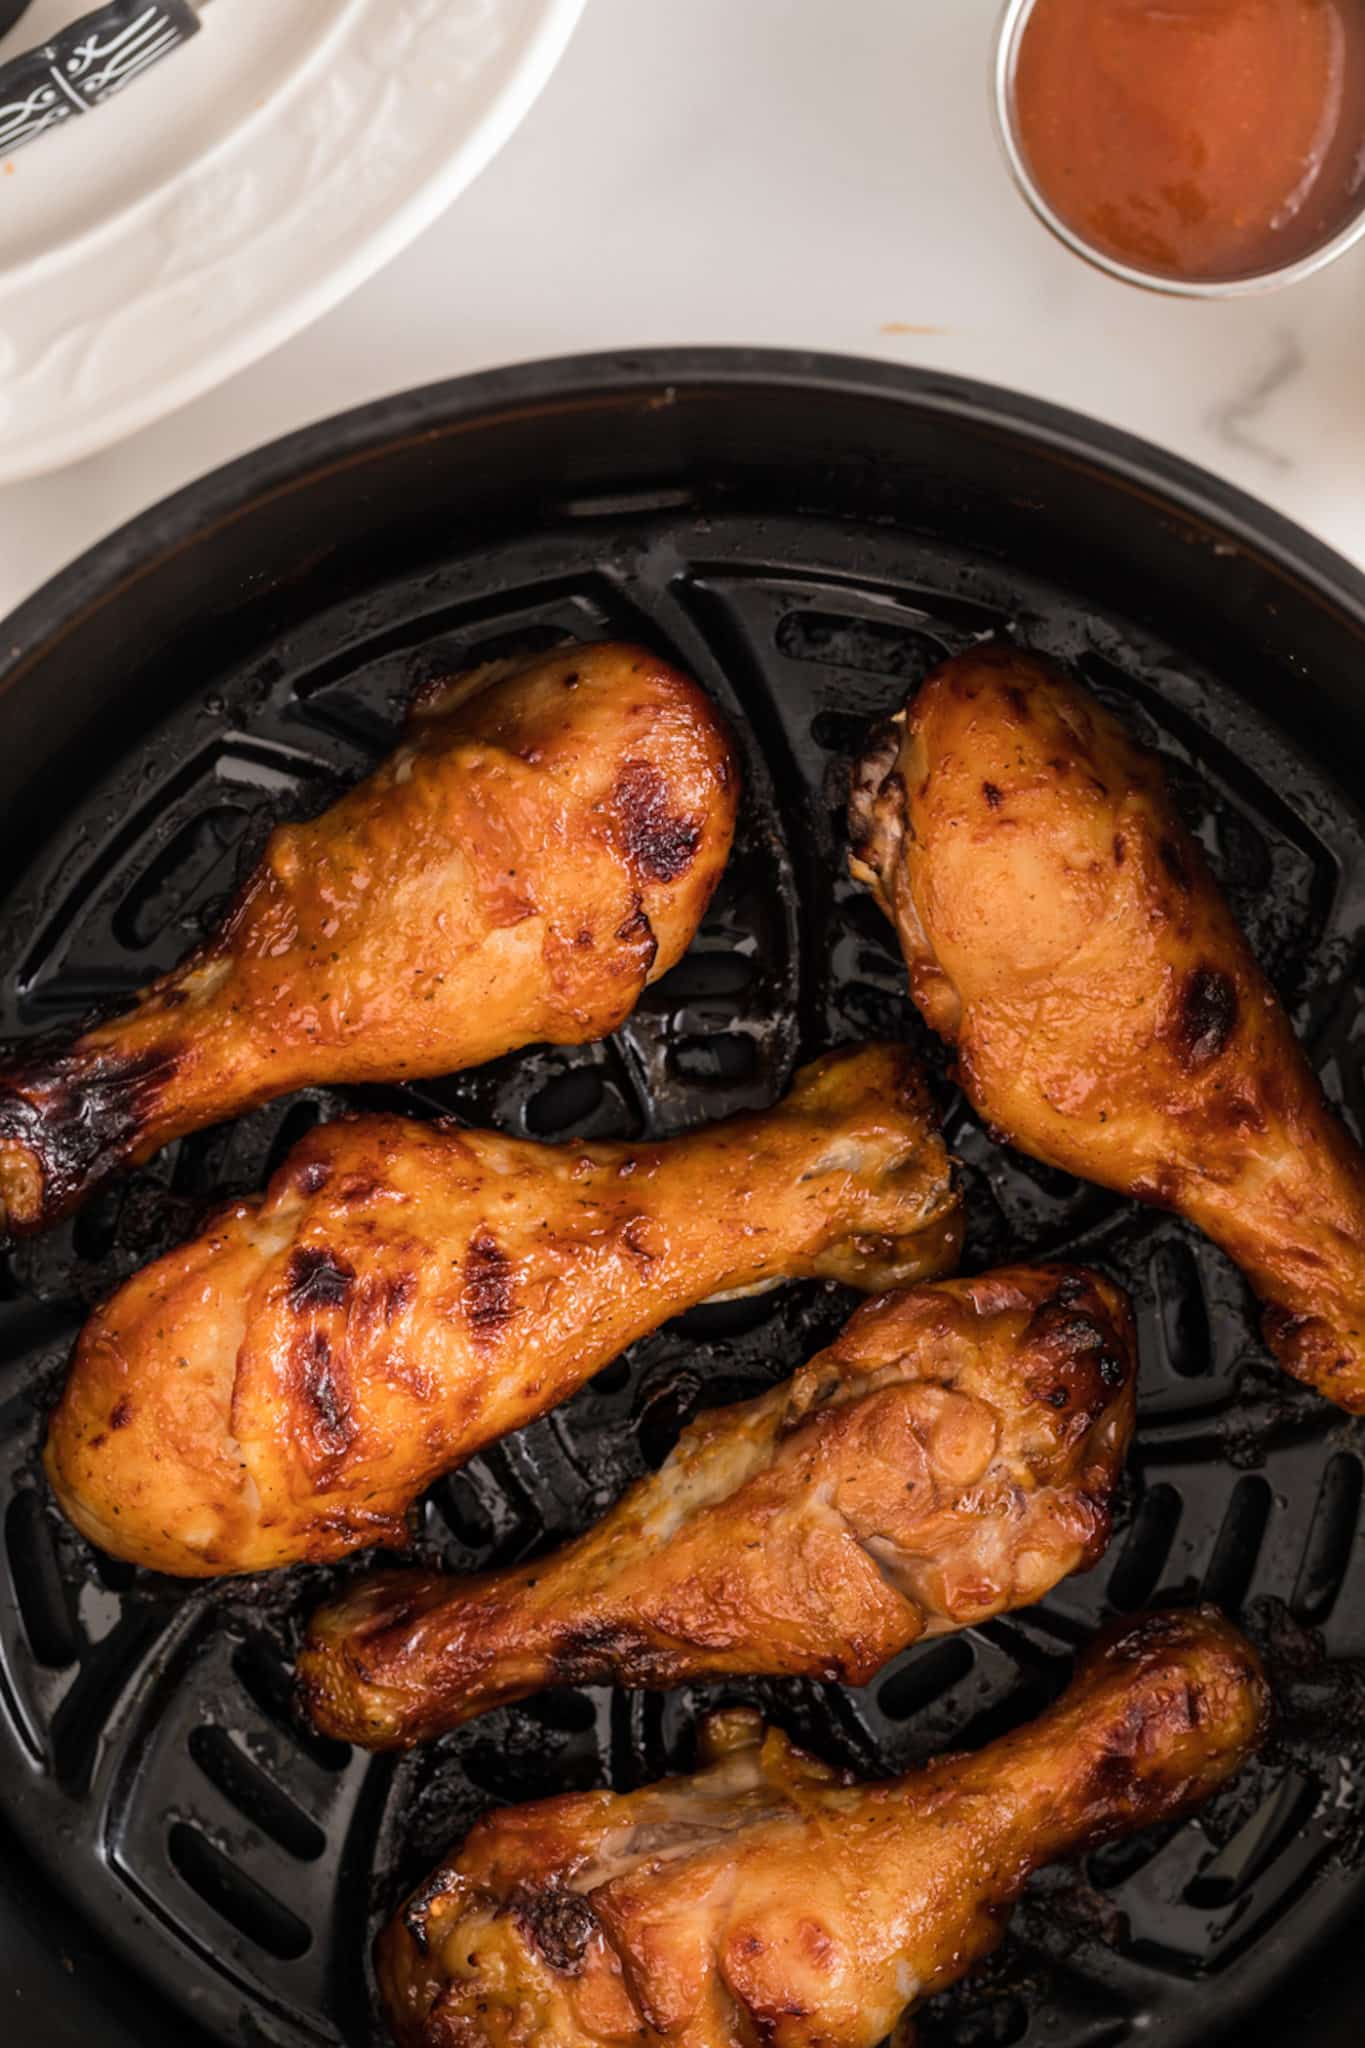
[0,0,584,481]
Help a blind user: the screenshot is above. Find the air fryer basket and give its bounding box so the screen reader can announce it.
[0,352,1362,2048]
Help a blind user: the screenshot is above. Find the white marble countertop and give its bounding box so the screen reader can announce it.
[1,0,1361,620]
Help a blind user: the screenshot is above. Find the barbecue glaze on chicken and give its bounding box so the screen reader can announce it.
[378,1608,1269,2048]
[45,1043,961,1576]
[300,1264,1134,1748]
[849,645,1365,1412]
[0,643,738,1235]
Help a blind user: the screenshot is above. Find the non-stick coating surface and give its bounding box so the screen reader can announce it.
[0,355,1362,2048]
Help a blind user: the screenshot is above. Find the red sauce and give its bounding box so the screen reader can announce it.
[1012,0,1365,282]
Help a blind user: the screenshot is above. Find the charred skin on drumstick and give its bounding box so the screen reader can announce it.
[0,643,738,1235]
[299,1263,1134,1748]
[377,1607,1269,2048]
[849,644,1365,1412]
[45,1043,962,1576]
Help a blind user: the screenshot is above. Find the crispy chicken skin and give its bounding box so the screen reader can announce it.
[849,645,1365,1412]
[0,643,739,1237]
[299,1264,1134,1748]
[44,1043,961,1577]
[377,1608,1268,2048]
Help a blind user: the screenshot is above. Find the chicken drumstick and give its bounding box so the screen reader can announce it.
[849,645,1365,1411]
[0,642,738,1235]
[300,1264,1134,1748]
[378,1607,1268,2048]
[45,1043,961,1576]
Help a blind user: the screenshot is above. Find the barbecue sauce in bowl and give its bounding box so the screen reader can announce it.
[1009,0,1365,286]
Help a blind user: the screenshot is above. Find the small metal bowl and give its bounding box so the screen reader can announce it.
[993,0,1365,298]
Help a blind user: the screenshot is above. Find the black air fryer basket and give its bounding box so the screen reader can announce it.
[0,352,1361,2048]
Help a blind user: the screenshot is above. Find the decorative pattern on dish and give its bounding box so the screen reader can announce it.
[0,0,584,475]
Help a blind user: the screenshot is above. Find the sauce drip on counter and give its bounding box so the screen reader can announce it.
[1013,0,1365,282]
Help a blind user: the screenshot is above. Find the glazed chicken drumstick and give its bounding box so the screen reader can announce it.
[300,1264,1135,1748]
[849,645,1365,1412]
[0,642,739,1236]
[45,1043,961,1576]
[378,1608,1269,2048]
